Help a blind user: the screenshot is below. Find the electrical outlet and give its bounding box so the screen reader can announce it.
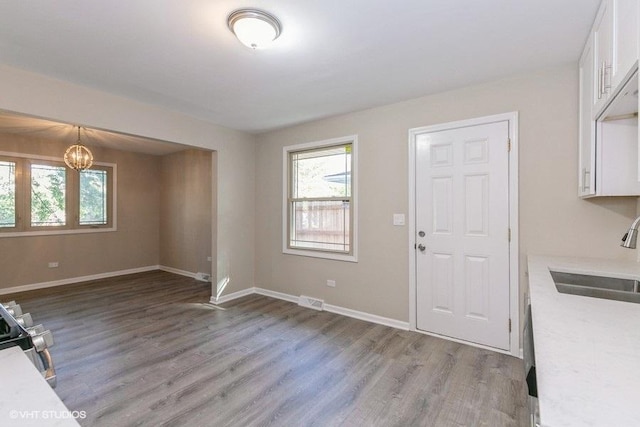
[327,279,336,288]
[48,262,59,268]
[207,256,212,262]
[393,213,405,226]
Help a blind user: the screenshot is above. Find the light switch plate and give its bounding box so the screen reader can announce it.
[393,213,405,226]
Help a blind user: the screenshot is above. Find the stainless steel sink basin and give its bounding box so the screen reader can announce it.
[550,271,640,304]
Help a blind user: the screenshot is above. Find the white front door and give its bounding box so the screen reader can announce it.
[415,120,511,350]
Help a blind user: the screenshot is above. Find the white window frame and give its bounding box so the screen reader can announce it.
[0,151,117,238]
[282,135,358,262]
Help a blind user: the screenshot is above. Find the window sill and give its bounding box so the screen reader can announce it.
[283,247,358,263]
[0,227,117,238]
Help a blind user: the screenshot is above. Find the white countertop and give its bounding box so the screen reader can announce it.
[0,347,80,427]
[528,255,640,427]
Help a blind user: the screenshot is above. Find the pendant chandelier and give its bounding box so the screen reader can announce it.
[64,126,93,171]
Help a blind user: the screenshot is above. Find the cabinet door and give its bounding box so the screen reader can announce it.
[597,115,640,195]
[593,0,614,115]
[611,0,639,91]
[579,34,597,197]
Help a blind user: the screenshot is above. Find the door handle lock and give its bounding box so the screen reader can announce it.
[417,244,426,252]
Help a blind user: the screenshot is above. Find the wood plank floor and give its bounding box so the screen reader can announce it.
[5,271,529,426]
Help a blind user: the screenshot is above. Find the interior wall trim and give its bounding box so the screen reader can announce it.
[210,287,256,305]
[209,287,411,331]
[0,265,160,296]
[158,265,197,280]
[254,287,299,304]
[323,303,410,331]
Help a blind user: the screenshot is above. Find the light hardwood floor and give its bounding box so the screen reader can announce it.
[6,271,528,426]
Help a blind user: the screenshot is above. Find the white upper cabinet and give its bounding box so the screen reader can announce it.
[593,0,614,114]
[611,0,639,91]
[579,34,596,197]
[592,0,639,117]
[578,0,640,198]
[596,74,640,196]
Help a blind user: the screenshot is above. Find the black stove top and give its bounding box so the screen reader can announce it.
[0,304,33,352]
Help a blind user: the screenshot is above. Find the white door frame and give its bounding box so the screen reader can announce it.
[408,112,520,357]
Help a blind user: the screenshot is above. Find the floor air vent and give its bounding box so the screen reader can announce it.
[298,295,324,311]
[196,272,211,282]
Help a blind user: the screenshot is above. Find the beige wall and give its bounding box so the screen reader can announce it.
[1,62,635,328]
[0,64,256,295]
[255,64,638,323]
[160,149,213,275]
[0,133,161,288]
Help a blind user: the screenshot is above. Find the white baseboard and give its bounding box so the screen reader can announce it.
[4,268,412,333]
[158,265,198,279]
[210,287,256,305]
[159,266,213,283]
[211,286,409,331]
[254,287,299,304]
[324,303,410,331]
[0,265,160,296]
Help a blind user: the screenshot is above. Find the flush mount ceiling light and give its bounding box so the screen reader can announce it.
[227,8,281,49]
[64,126,93,171]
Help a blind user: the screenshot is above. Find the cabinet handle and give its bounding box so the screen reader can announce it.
[582,169,591,192]
[601,62,604,97]
[603,62,612,94]
[597,63,603,99]
[600,61,604,98]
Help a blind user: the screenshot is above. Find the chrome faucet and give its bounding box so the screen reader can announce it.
[621,215,640,248]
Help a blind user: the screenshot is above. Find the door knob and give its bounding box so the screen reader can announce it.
[417,244,426,252]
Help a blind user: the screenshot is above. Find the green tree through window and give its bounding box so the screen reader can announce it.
[31,164,66,226]
[0,161,16,227]
[0,154,113,233]
[80,169,108,225]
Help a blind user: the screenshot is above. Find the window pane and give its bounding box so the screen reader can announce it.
[291,200,350,252]
[80,169,108,225]
[291,144,351,198]
[31,164,66,227]
[0,161,16,228]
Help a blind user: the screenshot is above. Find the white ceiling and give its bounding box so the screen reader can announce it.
[0,0,600,134]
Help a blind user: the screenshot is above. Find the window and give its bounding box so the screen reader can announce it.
[0,153,115,236]
[283,135,357,262]
[0,161,16,228]
[30,163,67,227]
[79,168,109,226]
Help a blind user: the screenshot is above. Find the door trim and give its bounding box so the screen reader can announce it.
[408,112,520,357]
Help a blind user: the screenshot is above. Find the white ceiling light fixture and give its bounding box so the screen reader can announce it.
[227,8,282,49]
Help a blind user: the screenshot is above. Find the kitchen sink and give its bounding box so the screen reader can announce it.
[550,271,640,304]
